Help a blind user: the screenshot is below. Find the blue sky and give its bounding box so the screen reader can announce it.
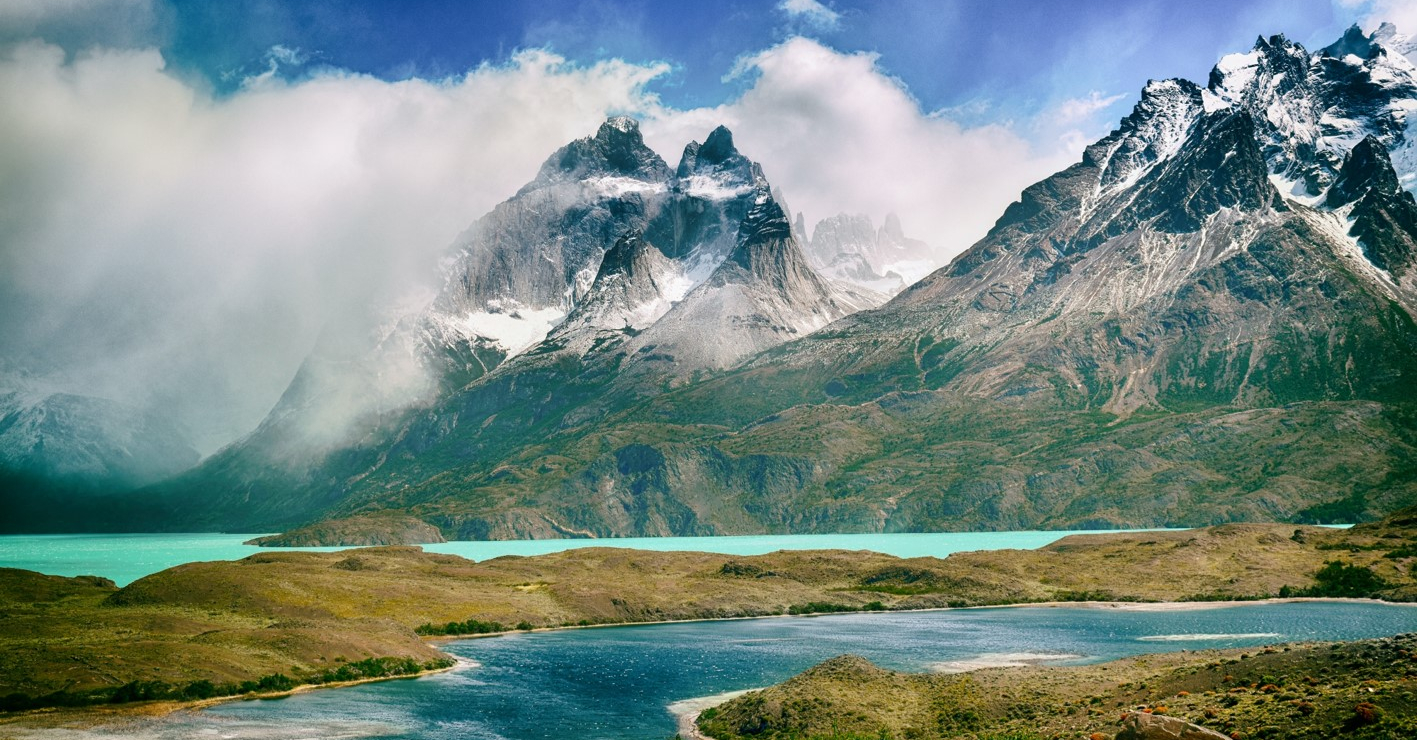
[153,0,1369,128]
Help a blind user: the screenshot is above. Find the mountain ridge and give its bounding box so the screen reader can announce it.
[9,24,1417,542]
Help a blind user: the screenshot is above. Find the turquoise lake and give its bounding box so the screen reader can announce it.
[26,601,1416,740]
[0,529,1169,585]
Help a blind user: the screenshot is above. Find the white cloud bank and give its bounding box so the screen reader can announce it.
[643,38,1076,257]
[0,34,1093,452]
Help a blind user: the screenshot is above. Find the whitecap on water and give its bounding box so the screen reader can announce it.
[1137,632,1282,642]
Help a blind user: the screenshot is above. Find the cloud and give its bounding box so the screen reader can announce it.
[778,0,841,30]
[1050,91,1127,126]
[0,0,158,49]
[0,41,668,451]
[0,34,1082,454]
[1341,0,1417,36]
[642,37,1076,272]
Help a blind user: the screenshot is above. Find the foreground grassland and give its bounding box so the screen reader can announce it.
[1,511,1415,717]
[697,635,1417,740]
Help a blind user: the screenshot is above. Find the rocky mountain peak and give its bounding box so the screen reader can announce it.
[1328,135,1403,208]
[675,124,760,194]
[881,212,907,242]
[1330,136,1417,279]
[725,196,796,275]
[1095,78,1204,193]
[521,116,670,193]
[553,230,686,335]
[699,125,738,164]
[1203,23,1417,195]
[799,212,933,296]
[1323,23,1380,61]
[1374,22,1417,61]
[594,230,660,282]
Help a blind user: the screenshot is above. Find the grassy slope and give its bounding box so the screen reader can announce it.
[0,515,1414,710]
[698,636,1417,740]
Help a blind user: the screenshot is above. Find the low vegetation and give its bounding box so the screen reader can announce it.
[697,635,1417,740]
[0,509,1414,720]
[0,657,452,713]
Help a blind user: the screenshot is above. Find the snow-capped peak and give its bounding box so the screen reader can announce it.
[519,116,671,195]
[604,116,639,134]
[1201,23,1417,195]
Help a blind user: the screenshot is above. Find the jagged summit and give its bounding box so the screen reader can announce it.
[594,230,659,281]
[520,116,671,193]
[675,124,761,198]
[1205,22,1417,194]
[1323,23,1381,60]
[699,125,738,163]
[621,193,859,372]
[800,212,934,295]
[724,197,796,271]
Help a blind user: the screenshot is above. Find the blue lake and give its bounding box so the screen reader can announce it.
[0,529,1172,586]
[52,601,1417,740]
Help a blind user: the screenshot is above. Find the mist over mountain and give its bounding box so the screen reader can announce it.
[4,21,1417,542]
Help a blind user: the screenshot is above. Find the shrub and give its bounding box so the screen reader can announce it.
[256,674,295,693]
[181,680,219,700]
[1283,562,1390,598]
[787,602,855,615]
[108,681,174,704]
[415,618,506,636]
[1351,702,1381,727]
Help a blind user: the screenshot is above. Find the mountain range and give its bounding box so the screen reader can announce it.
[5,24,1417,543]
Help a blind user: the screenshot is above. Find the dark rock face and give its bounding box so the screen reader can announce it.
[1116,711,1230,740]
[1107,111,1281,235]
[1328,136,1404,208]
[1329,136,1417,277]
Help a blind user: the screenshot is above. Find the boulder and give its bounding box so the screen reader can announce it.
[1115,711,1231,740]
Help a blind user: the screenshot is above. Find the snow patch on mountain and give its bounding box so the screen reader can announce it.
[436,302,568,356]
[1206,26,1417,194]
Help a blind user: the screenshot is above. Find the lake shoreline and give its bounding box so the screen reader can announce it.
[7,595,1406,734]
[424,594,1417,642]
[3,515,1412,736]
[0,657,469,733]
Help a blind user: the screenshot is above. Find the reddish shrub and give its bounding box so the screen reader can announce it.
[1353,702,1381,726]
